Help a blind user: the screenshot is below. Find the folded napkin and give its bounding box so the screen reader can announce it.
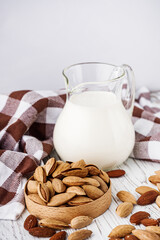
[0,87,160,220]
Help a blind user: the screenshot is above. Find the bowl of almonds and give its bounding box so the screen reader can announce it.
[24,158,111,223]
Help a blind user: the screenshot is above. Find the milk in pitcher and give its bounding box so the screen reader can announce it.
[53,91,135,169]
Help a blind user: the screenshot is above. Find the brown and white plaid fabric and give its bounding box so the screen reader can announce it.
[0,90,65,220]
[0,87,160,220]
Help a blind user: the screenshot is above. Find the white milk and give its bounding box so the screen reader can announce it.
[53,91,135,169]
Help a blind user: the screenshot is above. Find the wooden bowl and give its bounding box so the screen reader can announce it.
[24,177,112,224]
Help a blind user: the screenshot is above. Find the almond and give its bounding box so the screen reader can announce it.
[67,196,93,205]
[116,202,133,218]
[62,176,86,186]
[85,164,100,176]
[29,227,56,237]
[132,229,160,240]
[27,180,38,194]
[37,182,50,202]
[130,211,150,225]
[146,226,160,235]
[108,225,135,238]
[149,175,160,184]
[157,183,160,191]
[44,158,57,176]
[52,162,70,178]
[155,170,160,175]
[83,177,100,187]
[34,166,46,183]
[28,194,46,205]
[39,218,69,229]
[70,215,93,229]
[46,181,55,197]
[49,231,66,240]
[137,190,159,205]
[99,170,110,183]
[68,229,92,240]
[107,169,125,178]
[125,235,139,240]
[47,192,76,207]
[92,176,108,192]
[156,195,160,207]
[141,219,159,226]
[71,160,86,168]
[135,186,159,195]
[61,168,88,178]
[117,191,136,204]
[66,186,86,196]
[24,215,38,231]
[52,178,66,193]
[82,185,104,199]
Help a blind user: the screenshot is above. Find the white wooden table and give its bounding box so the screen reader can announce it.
[1,157,160,240]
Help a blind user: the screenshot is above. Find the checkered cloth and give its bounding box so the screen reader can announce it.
[0,90,65,220]
[0,87,160,220]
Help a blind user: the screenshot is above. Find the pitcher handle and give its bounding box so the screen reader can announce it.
[121,64,135,118]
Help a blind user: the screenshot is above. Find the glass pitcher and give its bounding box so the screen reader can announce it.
[53,62,135,169]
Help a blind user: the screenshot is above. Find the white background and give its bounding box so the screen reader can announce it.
[0,0,160,92]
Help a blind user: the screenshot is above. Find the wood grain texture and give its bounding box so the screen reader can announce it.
[1,157,160,240]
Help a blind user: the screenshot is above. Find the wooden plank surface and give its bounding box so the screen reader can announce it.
[1,157,160,240]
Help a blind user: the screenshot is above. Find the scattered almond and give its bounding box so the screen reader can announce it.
[156,195,160,207]
[132,229,160,240]
[141,218,159,226]
[108,225,135,238]
[107,169,125,178]
[148,175,160,184]
[24,215,38,231]
[49,231,66,240]
[116,202,133,218]
[137,190,159,205]
[29,227,56,237]
[146,226,160,235]
[117,191,136,204]
[125,235,139,240]
[135,186,159,195]
[130,211,150,225]
[155,170,160,175]
[70,215,93,229]
[39,218,69,229]
[68,229,92,240]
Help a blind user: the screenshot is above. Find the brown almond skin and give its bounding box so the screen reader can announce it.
[68,229,92,240]
[141,218,159,226]
[125,235,139,240]
[24,215,38,231]
[130,211,150,225]
[137,190,159,205]
[106,169,125,178]
[29,227,56,237]
[49,231,66,240]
